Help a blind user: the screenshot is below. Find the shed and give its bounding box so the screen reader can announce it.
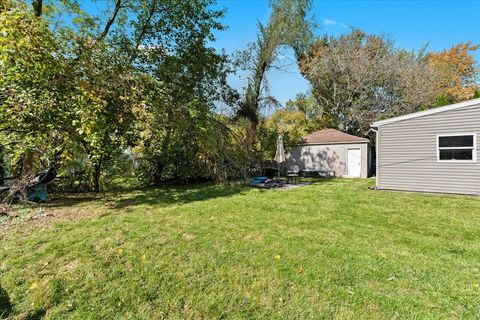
[371,98,480,195]
[285,129,371,178]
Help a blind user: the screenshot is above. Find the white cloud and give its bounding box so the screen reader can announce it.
[323,18,348,29]
[323,18,337,26]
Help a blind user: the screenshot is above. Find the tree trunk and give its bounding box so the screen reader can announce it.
[32,0,42,17]
[22,150,35,177]
[152,162,164,185]
[0,145,4,186]
[92,162,102,192]
[245,119,257,150]
[150,108,175,185]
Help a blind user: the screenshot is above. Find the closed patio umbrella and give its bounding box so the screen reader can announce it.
[274,135,285,178]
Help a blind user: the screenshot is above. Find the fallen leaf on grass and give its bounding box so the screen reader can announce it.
[183,233,195,240]
[66,301,75,311]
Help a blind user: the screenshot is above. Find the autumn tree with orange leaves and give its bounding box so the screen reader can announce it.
[427,42,480,105]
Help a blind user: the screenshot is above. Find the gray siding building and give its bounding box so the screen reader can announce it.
[285,129,371,178]
[371,98,480,195]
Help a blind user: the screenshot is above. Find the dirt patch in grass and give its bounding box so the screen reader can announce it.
[0,193,105,237]
[0,183,246,237]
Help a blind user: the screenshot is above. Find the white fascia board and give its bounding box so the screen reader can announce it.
[288,141,370,147]
[371,98,480,127]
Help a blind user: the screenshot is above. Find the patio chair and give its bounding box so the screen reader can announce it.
[287,165,300,184]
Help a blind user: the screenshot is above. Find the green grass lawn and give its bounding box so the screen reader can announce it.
[1,179,480,319]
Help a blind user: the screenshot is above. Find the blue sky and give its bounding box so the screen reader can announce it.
[213,0,480,108]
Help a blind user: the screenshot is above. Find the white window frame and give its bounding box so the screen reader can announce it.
[436,133,477,163]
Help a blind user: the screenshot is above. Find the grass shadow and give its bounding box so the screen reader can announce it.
[43,193,104,208]
[17,179,337,212]
[25,308,46,320]
[111,183,248,209]
[109,178,335,209]
[0,285,12,319]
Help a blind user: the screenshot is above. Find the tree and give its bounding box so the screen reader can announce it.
[1,0,231,194]
[235,0,314,146]
[300,29,440,136]
[69,43,139,192]
[127,0,235,184]
[36,0,139,192]
[427,42,480,105]
[0,1,70,179]
[259,93,332,158]
[284,92,334,124]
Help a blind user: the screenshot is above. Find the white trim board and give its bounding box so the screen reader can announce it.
[371,98,480,127]
[287,141,369,147]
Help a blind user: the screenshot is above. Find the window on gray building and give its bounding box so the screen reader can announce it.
[437,134,476,161]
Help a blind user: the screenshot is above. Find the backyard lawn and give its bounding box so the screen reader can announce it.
[1,178,480,319]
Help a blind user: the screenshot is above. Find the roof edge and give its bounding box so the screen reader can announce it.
[371,98,480,127]
[288,140,370,146]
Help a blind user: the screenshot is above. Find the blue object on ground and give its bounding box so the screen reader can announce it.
[27,183,48,202]
[248,176,284,189]
[250,176,269,184]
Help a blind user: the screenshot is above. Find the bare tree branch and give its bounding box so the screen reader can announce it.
[135,0,157,50]
[98,0,123,40]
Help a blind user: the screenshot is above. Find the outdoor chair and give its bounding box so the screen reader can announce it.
[287,165,300,184]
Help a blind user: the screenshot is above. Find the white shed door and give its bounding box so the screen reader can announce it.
[347,148,361,177]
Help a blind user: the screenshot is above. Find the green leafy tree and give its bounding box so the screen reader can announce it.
[1,0,141,192]
[2,0,231,192]
[127,0,235,184]
[259,93,332,158]
[0,1,70,177]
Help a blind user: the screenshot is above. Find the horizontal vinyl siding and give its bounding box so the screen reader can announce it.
[377,103,480,195]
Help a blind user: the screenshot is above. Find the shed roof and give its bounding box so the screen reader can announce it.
[371,98,480,127]
[301,129,369,144]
